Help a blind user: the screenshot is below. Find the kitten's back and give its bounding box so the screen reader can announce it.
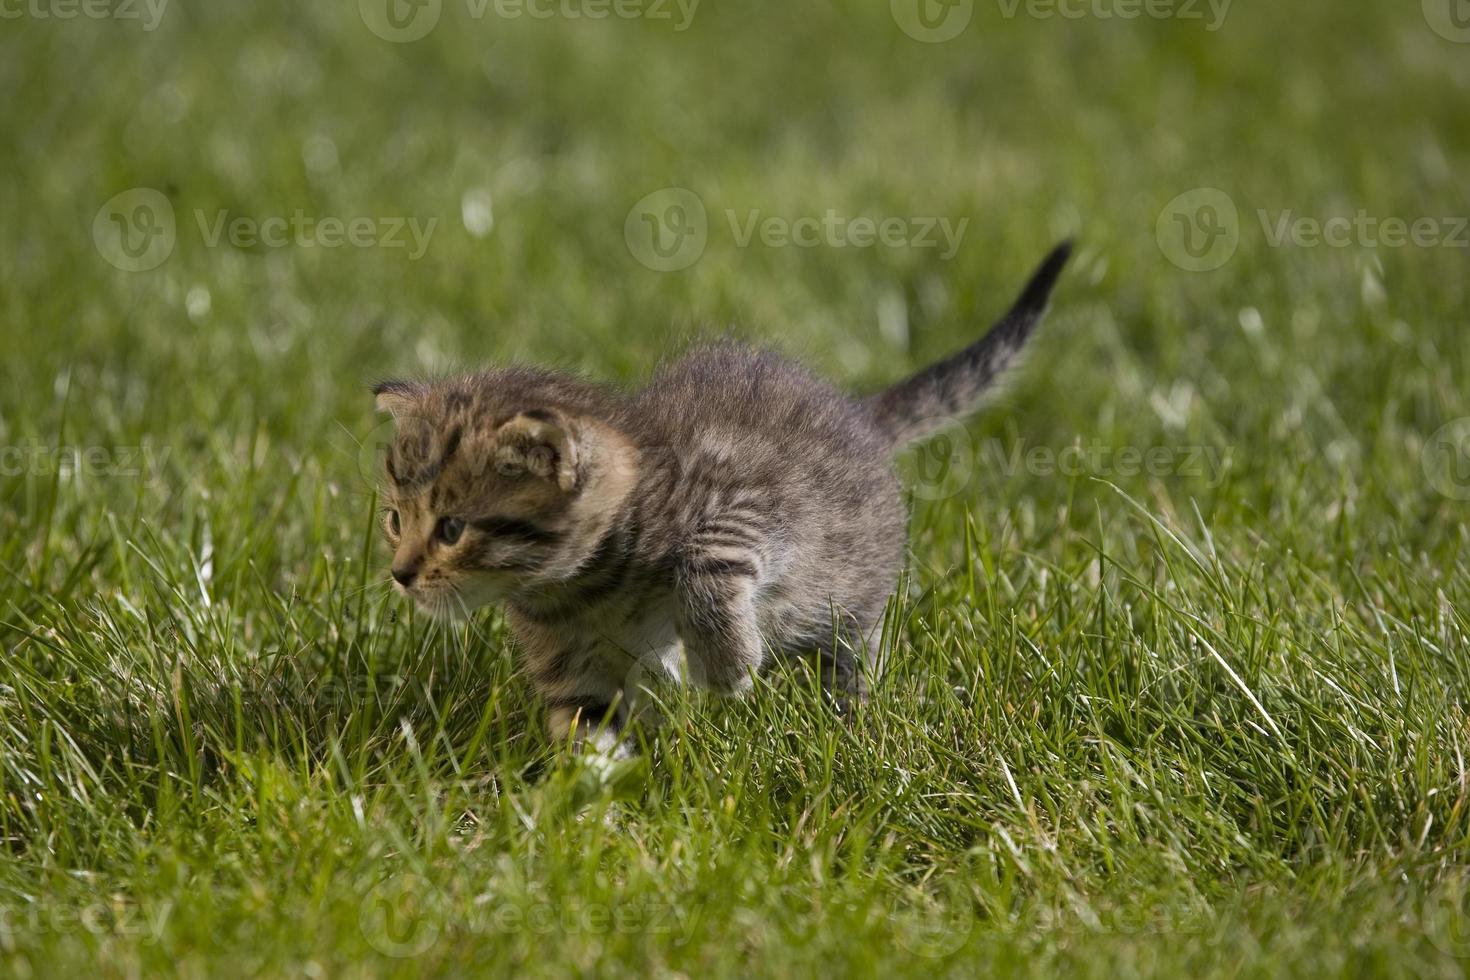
[632,344,907,653]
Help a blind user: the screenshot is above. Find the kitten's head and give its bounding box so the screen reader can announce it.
[371,374,637,618]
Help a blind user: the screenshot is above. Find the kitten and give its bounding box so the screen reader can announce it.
[373,241,1072,752]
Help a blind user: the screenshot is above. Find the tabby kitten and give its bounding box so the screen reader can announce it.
[374,242,1071,751]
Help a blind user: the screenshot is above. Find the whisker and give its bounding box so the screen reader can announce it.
[338,579,396,602]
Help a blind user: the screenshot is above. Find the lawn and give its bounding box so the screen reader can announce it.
[2,0,1469,976]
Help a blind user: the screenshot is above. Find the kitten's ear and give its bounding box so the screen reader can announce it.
[373,379,422,416]
[494,411,580,491]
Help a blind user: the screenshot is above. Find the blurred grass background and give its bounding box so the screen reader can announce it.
[1,0,1469,976]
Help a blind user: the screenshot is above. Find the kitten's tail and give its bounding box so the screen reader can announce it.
[864,240,1073,450]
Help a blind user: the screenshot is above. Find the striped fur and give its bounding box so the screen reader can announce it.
[373,243,1071,752]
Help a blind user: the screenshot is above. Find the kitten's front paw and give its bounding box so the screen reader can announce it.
[546,701,626,755]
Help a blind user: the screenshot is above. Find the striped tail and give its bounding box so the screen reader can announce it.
[865,240,1073,449]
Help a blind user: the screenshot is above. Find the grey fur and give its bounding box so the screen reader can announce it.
[373,242,1071,752]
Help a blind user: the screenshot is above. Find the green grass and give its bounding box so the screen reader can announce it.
[2,0,1470,975]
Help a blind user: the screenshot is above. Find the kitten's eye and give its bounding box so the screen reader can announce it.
[436,516,465,545]
[386,509,401,537]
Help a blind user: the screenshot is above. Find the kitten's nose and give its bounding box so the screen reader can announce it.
[391,565,418,587]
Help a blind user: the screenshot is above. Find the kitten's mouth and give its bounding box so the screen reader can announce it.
[396,577,509,620]
[420,597,470,620]
[401,589,473,621]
